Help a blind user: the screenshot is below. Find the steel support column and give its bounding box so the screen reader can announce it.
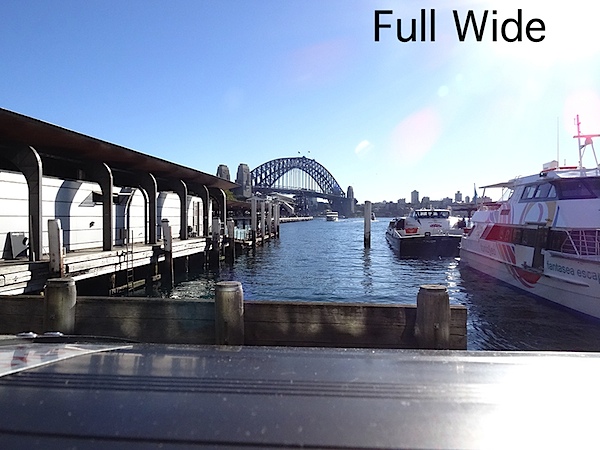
[198,185,210,237]
[176,180,188,240]
[87,163,113,251]
[208,187,226,224]
[1,144,43,261]
[139,173,158,244]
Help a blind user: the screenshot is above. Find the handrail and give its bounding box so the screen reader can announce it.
[560,229,600,256]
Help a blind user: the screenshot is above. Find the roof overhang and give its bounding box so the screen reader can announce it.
[0,108,237,193]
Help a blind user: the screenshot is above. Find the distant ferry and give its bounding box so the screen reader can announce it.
[460,117,600,319]
[325,211,339,221]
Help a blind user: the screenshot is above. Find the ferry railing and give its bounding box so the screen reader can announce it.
[561,229,600,256]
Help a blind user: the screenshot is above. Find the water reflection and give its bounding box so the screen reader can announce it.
[361,248,373,296]
[458,264,600,351]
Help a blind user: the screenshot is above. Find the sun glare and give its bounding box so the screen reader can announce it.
[480,0,600,66]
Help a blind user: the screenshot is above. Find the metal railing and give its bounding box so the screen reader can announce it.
[561,229,600,256]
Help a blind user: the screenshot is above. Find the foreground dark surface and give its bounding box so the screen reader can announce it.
[0,337,597,449]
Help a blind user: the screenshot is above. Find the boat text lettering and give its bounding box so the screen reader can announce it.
[546,261,574,276]
[546,261,600,284]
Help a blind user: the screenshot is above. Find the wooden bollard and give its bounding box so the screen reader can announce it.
[48,219,65,277]
[415,284,450,349]
[215,281,244,345]
[160,219,174,289]
[251,197,258,248]
[44,277,76,333]
[225,219,235,262]
[364,201,372,248]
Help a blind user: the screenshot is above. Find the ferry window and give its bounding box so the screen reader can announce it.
[521,186,537,200]
[439,211,449,218]
[585,178,600,197]
[534,183,554,199]
[556,179,595,199]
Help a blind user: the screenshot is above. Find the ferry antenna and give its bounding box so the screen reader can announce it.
[573,115,600,170]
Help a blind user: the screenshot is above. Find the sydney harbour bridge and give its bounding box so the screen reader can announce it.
[217,157,356,217]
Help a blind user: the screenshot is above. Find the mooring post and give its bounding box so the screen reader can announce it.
[225,219,235,261]
[364,201,372,248]
[265,199,271,238]
[250,197,257,248]
[415,284,451,349]
[215,281,244,345]
[44,277,76,333]
[209,217,221,267]
[48,219,65,277]
[260,201,266,245]
[160,219,174,289]
[273,200,280,237]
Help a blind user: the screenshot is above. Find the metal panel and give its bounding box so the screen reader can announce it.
[0,344,599,448]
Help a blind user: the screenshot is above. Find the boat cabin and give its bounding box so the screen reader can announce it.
[389,209,460,237]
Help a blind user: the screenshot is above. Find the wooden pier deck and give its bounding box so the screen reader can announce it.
[0,229,285,295]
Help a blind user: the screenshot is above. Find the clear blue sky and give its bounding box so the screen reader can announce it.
[2,0,600,203]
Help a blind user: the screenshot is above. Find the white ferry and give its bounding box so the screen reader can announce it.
[386,208,463,258]
[325,211,338,221]
[460,118,600,319]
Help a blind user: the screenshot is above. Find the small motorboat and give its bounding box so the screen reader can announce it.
[386,209,463,258]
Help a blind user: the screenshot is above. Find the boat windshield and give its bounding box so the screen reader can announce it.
[415,210,449,219]
[482,186,514,203]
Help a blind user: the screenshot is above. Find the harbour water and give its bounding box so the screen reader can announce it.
[167,218,600,351]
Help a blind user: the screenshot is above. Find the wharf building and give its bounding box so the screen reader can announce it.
[0,108,240,295]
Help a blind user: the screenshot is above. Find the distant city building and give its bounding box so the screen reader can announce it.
[465,195,471,203]
[411,190,419,204]
[455,191,462,202]
[421,196,430,207]
[216,164,230,181]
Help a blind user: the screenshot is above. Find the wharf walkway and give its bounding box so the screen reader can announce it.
[0,232,279,295]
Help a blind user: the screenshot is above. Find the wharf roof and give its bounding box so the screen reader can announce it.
[0,108,237,193]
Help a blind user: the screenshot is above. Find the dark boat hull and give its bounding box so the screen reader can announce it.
[386,231,461,258]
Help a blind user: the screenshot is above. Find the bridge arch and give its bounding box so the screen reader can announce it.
[251,157,345,198]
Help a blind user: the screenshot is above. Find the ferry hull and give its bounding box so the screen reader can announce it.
[460,243,600,320]
[386,232,461,258]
